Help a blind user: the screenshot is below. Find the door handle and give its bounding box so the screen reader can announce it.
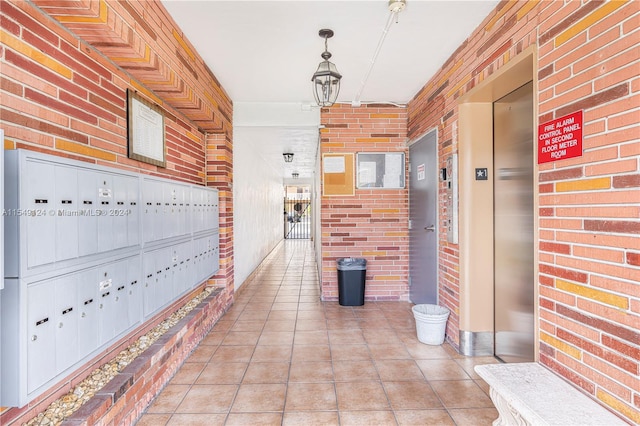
[425,225,435,232]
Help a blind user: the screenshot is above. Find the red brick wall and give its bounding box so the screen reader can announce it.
[320,104,409,301]
[206,131,235,297]
[407,1,639,422]
[536,2,639,422]
[0,1,235,423]
[0,0,212,183]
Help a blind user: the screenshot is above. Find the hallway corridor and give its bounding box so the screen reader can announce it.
[137,240,499,425]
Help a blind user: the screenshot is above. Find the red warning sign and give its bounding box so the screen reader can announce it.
[538,110,583,164]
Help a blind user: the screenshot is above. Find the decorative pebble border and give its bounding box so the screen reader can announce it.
[23,286,219,426]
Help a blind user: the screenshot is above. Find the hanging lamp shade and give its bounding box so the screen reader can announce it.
[311,29,342,107]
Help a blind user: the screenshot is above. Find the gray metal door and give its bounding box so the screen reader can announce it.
[493,81,534,363]
[409,130,438,304]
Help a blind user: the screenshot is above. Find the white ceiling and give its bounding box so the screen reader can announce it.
[161,0,499,179]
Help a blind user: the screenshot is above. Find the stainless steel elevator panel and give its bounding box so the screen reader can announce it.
[493,81,534,363]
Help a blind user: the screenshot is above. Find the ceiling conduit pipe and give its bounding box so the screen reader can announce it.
[351,0,406,107]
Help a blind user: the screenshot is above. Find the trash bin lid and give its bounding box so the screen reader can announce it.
[336,257,367,270]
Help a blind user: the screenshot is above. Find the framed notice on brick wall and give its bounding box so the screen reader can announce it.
[356,152,405,189]
[322,153,354,196]
[127,89,166,167]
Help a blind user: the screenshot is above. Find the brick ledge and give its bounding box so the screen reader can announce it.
[58,287,231,426]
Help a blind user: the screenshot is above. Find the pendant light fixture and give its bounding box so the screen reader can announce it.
[311,29,342,107]
[283,152,294,163]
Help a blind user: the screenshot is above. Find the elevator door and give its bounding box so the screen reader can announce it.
[493,81,534,363]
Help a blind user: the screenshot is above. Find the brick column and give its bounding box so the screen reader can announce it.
[205,130,235,305]
[320,104,409,302]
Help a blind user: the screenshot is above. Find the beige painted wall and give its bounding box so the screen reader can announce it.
[457,48,538,336]
[459,102,495,332]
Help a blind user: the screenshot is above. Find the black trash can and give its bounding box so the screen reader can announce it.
[337,257,367,306]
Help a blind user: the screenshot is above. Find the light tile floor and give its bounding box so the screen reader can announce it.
[137,240,499,425]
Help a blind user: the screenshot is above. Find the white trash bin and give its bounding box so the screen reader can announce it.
[412,304,450,345]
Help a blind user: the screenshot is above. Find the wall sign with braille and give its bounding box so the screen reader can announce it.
[475,168,488,180]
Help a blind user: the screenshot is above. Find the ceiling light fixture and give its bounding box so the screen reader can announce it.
[283,153,294,163]
[311,29,342,107]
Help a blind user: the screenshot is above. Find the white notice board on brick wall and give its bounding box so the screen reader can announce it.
[356,152,405,189]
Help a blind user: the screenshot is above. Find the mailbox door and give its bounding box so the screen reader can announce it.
[54,166,79,262]
[54,276,78,373]
[76,267,98,359]
[25,160,56,269]
[27,281,56,392]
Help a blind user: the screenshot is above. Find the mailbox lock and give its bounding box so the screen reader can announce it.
[58,322,64,329]
[31,335,38,341]
[81,312,86,318]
